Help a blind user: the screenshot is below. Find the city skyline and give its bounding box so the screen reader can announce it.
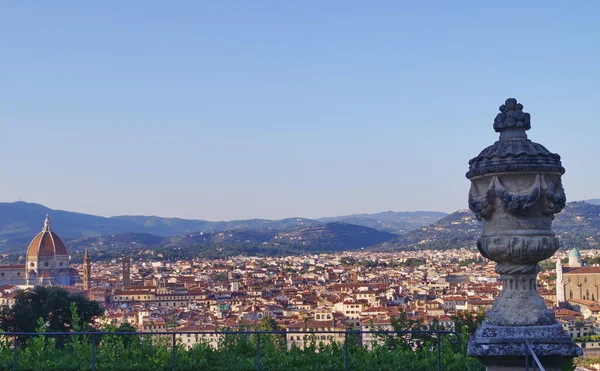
[2,2,600,220]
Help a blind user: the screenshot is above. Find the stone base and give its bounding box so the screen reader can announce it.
[468,322,582,370]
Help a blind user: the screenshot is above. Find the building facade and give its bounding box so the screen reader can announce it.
[557,247,600,303]
[0,215,79,286]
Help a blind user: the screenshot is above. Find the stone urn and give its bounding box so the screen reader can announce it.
[466,98,581,370]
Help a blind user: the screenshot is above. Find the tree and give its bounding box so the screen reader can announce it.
[116,322,137,333]
[399,258,427,267]
[386,311,431,350]
[0,286,104,334]
[115,322,138,347]
[451,309,485,336]
[340,257,355,266]
[257,314,285,350]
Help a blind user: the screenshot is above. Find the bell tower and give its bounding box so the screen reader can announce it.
[83,247,91,290]
[122,257,131,288]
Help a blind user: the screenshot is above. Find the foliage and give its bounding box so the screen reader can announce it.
[582,356,600,368]
[340,256,356,266]
[573,334,600,342]
[539,259,555,270]
[0,286,103,337]
[584,256,600,266]
[257,315,286,351]
[0,326,484,370]
[384,311,429,349]
[458,258,482,267]
[451,309,485,336]
[398,258,426,267]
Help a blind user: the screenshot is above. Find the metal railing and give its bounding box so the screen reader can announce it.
[525,340,545,371]
[1,329,462,371]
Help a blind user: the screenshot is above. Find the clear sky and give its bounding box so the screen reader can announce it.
[1,1,599,220]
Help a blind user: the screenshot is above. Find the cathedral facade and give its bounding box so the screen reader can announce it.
[0,215,80,286]
[556,247,600,303]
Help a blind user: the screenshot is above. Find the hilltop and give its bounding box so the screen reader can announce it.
[0,202,438,253]
[379,201,600,251]
[318,211,447,234]
[378,210,479,251]
[3,201,600,258]
[66,222,397,260]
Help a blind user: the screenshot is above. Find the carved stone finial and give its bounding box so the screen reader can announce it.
[466,98,564,179]
[494,98,531,133]
[467,98,581,368]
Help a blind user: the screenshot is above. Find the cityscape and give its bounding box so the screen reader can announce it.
[1,202,600,369]
[3,2,600,370]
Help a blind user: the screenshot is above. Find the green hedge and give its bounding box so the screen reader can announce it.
[0,328,483,371]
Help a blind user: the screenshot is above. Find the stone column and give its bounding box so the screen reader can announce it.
[466,99,581,370]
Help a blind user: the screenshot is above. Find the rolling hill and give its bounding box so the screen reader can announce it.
[318,211,448,234]
[379,201,600,251]
[66,222,397,259]
[0,202,445,252]
[5,200,600,257]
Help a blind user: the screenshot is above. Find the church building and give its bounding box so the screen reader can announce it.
[556,247,600,304]
[0,215,80,286]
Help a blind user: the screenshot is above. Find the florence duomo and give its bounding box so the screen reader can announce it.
[0,215,81,286]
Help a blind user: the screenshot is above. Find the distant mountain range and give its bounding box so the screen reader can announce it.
[318,211,447,234]
[4,200,600,258]
[0,202,445,253]
[377,209,479,251]
[379,201,600,251]
[67,222,398,259]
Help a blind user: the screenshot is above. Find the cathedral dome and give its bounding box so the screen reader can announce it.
[26,215,68,258]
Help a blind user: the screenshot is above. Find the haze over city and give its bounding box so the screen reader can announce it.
[2,2,599,220]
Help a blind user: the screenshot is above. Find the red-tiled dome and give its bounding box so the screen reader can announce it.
[26,215,68,258]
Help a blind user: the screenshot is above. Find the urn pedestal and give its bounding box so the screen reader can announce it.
[466,99,581,370]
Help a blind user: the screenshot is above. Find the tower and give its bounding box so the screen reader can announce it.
[122,257,131,287]
[83,247,91,290]
[157,275,167,294]
[568,247,582,267]
[556,257,564,304]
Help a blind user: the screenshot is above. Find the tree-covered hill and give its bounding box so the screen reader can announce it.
[6,201,600,256]
[378,210,480,251]
[318,211,448,234]
[0,202,326,252]
[0,202,443,253]
[379,201,600,251]
[64,222,397,260]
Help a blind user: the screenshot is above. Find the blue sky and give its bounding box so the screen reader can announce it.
[1,1,599,220]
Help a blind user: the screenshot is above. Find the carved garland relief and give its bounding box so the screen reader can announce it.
[468,174,565,220]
